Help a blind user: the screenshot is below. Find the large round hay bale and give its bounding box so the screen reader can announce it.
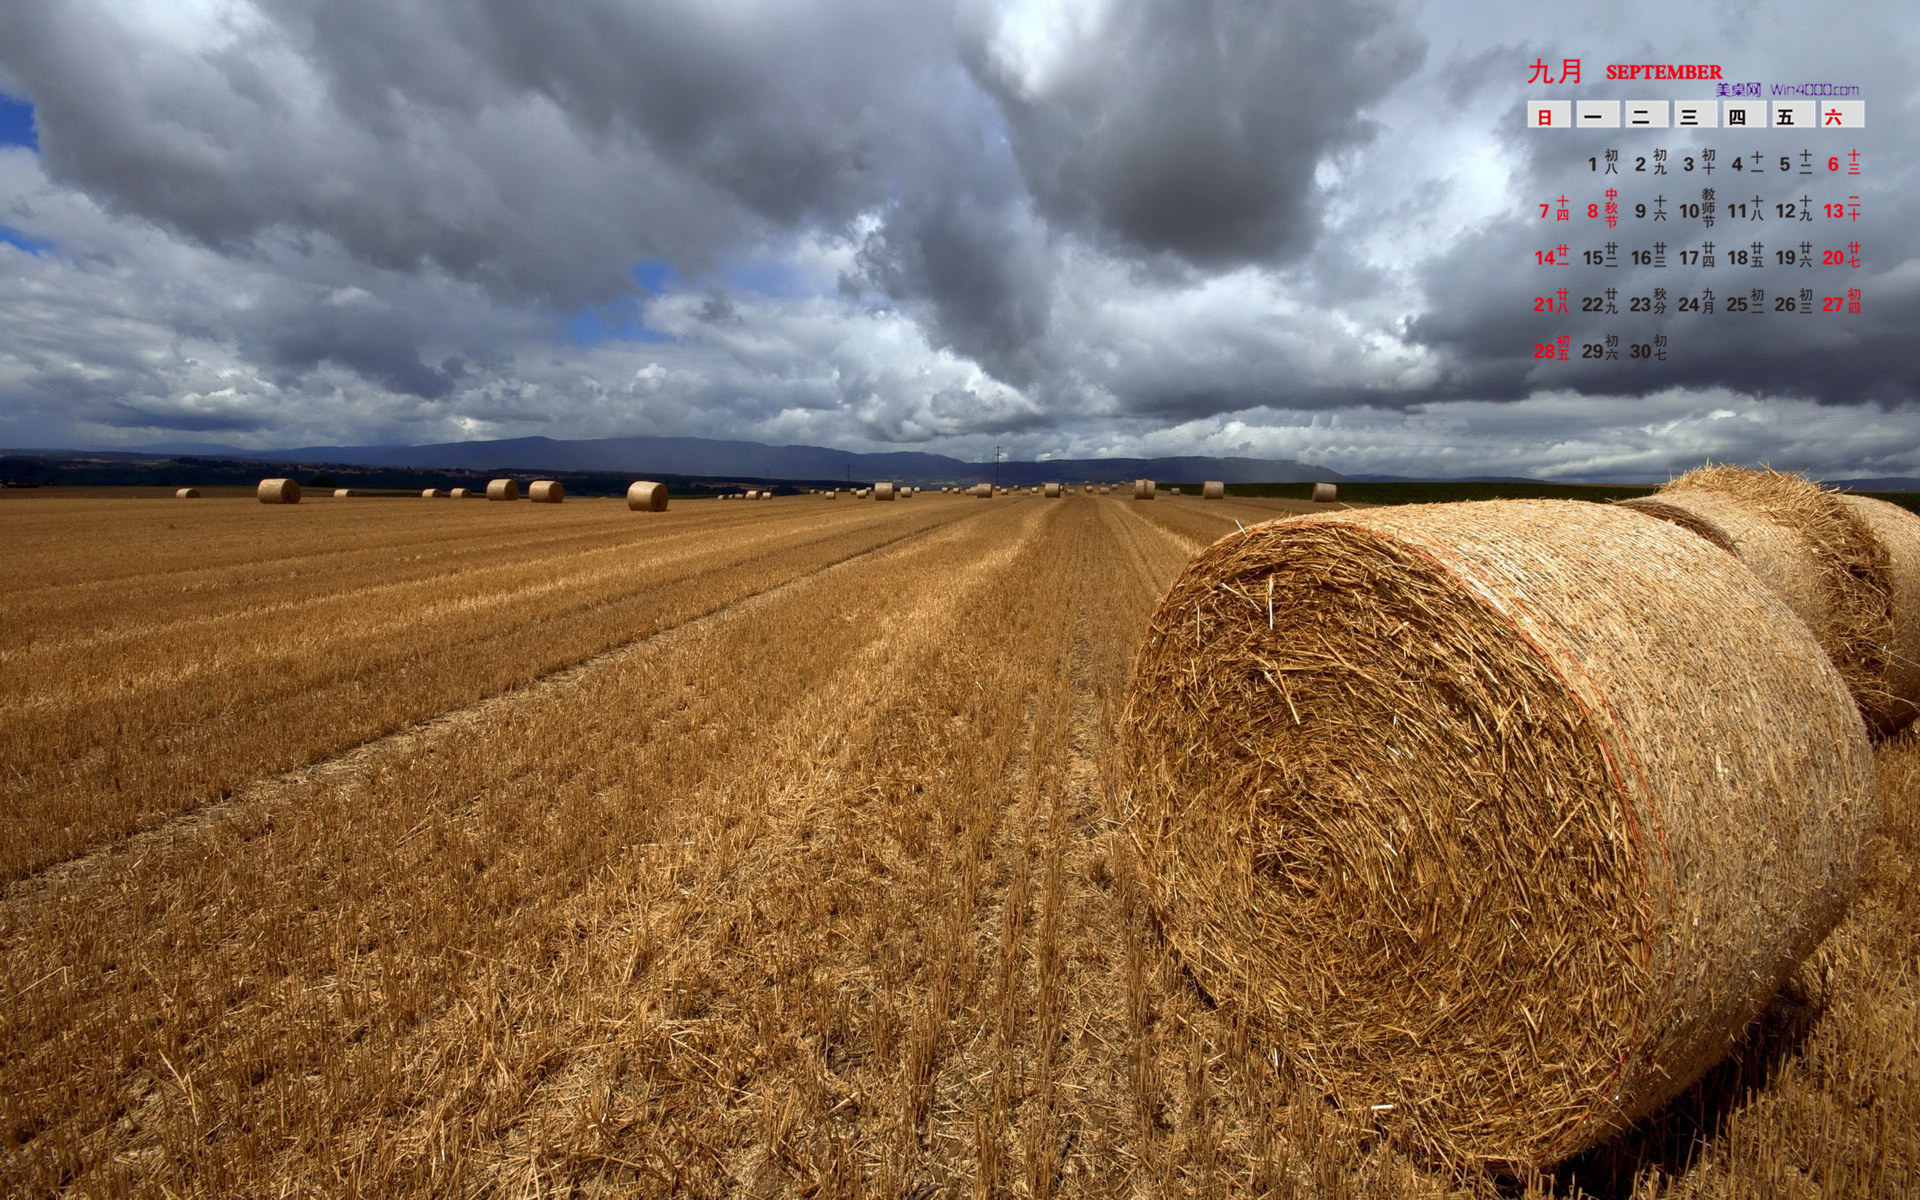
[529,480,564,503]
[422,488,448,498]
[970,483,991,498]
[449,487,472,499]
[1312,481,1338,503]
[257,478,300,504]
[1120,499,1874,1171]
[625,481,668,511]
[1626,467,1895,727]
[1044,482,1063,497]
[874,481,896,501]
[175,487,202,499]
[486,479,519,501]
[1839,494,1920,734]
[333,488,353,498]
[1132,479,1155,500]
[1202,480,1225,499]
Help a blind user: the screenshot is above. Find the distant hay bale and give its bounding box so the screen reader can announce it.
[1120,499,1874,1171]
[486,479,519,501]
[824,489,838,499]
[1168,486,1182,495]
[421,488,448,498]
[1202,480,1225,499]
[626,481,668,512]
[1132,479,1155,500]
[333,488,353,498]
[1623,466,1894,726]
[874,481,896,501]
[971,483,992,498]
[1044,482,1063,497]
[257,478,300,504]
[175,487,202,499]
[529,480,564,503]
[1099,485,1111,494]
[1838,494,1920,734]
[1312,482,1338,503]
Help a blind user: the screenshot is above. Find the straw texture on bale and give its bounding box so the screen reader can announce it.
[1132,479,1155,500]
[486,479,519,501]
[529,480,564,503]
[1120,499,1874,1171]
[625,481,668,511]
[256,479,300,504]
[1044,482,1063,497]
[1635,466,1895,727]
[1838,494,1920,734]
[1202,480,1225,499]
[874,482,896,501]
[175,487,202,499]
[1312,481,1338,503]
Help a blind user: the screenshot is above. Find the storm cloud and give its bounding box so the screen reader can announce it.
[0,0,1915,479]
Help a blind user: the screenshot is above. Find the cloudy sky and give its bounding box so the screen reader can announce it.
[0,0,1913,480]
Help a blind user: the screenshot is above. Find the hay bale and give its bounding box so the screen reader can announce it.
[1044,482,1063,497]
[333,488,353,498]
[421,488,448,498]
[971,483,992,498]
[1838,494,1920,734]
[256,479,300,504]
[874,481,896,501]
[486,479,519,501]
[1628,466,1894,726]
[448,487,471,499]
[1132,479,1156,500]
[1312,481,1338,503]
[824,490,838,500]
[529,480,564,503]
[175,487,202,499]
[1202,480,1225,499]
[625,481,668,511]
[1120,499,1873,1171]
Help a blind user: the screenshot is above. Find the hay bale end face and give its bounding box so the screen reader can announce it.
[257,478,300,504]
[1120,499,1873,1170]
[1202,480,1225,499]
[1132,479,1156,500]
[1838,493,1920,734]
[874,481,896,501]
[626,481,668,512]
[529,480,564,503]
[1312,481,1339,503]
[486,479,519,502]
[175,487,202,499]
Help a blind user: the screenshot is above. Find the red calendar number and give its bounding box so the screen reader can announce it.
[1533,343,1558,359]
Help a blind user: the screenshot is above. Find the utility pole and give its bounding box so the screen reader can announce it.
[993,445,1003,490]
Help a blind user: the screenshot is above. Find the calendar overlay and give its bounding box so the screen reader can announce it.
[1524,59,1864,366]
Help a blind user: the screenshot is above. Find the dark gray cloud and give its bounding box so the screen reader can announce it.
[970,0,1424,265]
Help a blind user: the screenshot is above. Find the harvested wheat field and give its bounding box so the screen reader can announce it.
[2,490,1916,1198]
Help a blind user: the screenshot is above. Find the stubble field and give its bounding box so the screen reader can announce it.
[2,491,1916,1198]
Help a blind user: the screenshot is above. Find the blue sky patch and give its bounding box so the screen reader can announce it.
[0,224,48,255]
[0,95,38,151]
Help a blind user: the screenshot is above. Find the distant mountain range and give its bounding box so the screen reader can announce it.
[100,433,1345,486]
